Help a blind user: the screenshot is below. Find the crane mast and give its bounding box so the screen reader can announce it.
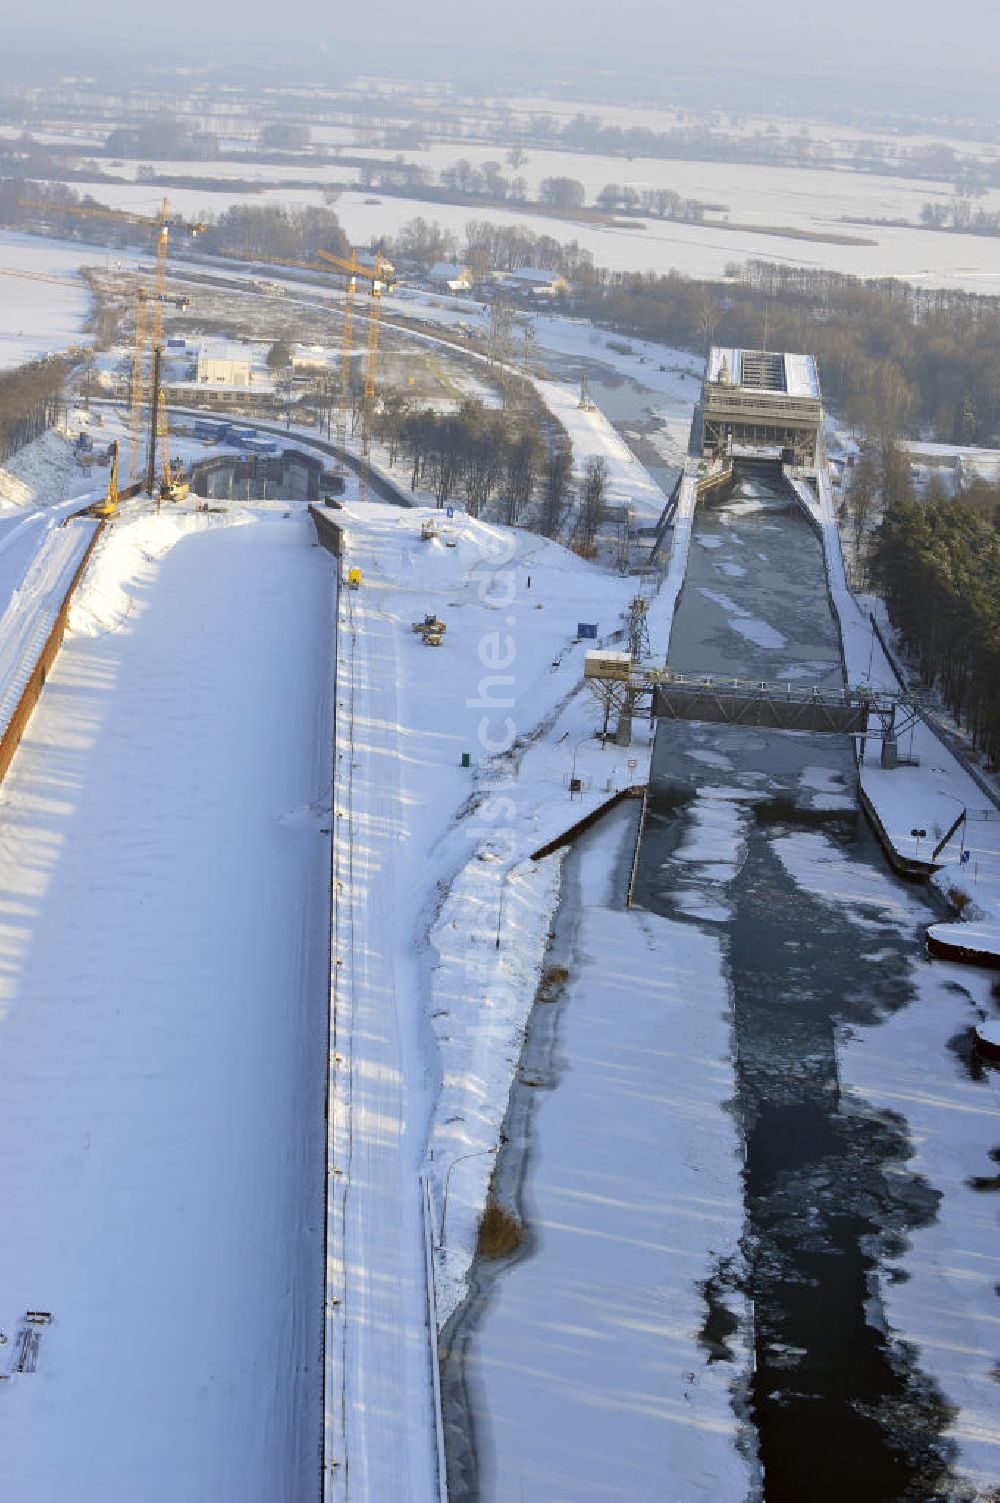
[316,248,394,503]
[127,288,149,491]
[17,196,202,497]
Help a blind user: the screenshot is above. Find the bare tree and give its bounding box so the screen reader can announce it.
[579,455,609,548]
[501,428,544,525]
[541,446,573,538]
[539,176,586,211]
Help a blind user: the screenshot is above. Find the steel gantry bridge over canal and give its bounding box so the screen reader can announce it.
[584,655,925,765]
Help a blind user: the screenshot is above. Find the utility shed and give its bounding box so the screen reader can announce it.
[702,347,823,464]
[584,650,632,681]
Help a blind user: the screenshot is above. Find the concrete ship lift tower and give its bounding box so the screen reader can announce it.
[613,345,920,767]
[701,346,823,466]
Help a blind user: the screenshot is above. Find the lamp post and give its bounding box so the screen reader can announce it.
[569,733,593,798]
[439,1146,498,1247]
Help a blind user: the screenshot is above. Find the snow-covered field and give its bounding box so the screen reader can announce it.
[26,139,1000,293]
[0,232,107,369]
[29,177,333,223]
[0,503,333,1501]
[335,188,1000,294]
[348,140,1000,231]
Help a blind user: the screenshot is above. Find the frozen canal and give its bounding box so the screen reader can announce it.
[449,471,1000,1500]
[0,507,333,1501]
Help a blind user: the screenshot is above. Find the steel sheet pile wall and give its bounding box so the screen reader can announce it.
[0,517,106,785]
[309,506,344,559]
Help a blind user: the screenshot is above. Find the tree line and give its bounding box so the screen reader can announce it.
[374,396,546,522]
[0,357,72,465]
[570,259,1000,447]
[872,482,1000,765]
[920,197,1000,237]
[385,215,593,278]
[465,110,1000,191]
[373,393,607,540]
[0,183,349,266]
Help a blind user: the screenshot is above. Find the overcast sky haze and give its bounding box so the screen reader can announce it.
[5,0,1000,109]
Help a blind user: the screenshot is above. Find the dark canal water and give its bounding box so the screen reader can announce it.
[633,470,956,1500]
[443,465,962,1502]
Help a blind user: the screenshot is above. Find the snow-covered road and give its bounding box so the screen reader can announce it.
[328,554,439,1501]
[0,505,333,1501]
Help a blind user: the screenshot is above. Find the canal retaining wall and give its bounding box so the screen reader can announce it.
[530,784,646,861]
[0,517,105,787]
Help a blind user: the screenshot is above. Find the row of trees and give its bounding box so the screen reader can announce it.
[375,397,547,523]
[104,120,219,161]
[872,487,1000,763]
[365,156,711,226]
[199,204,349,263]
[479,110,1000,190]
[0,184,350,268]
[920,197,1000,236]
[372,394,614,545]
[571,259,1000,447]
[0,357,71,465]
[385,215,593,278]
[595,184,707,221]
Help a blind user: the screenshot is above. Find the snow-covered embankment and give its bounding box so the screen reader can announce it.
[0,503,334,1502]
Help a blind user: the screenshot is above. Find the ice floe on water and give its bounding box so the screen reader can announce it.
[771,830,921,930]
[686,747,735,771]
[798,764,855,810]
[729,616,786,649]
[839,960,1000,1497]
[698,586,743,615]
[697,586,787,650]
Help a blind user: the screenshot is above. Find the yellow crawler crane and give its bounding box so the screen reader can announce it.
[91,439,120,518]
[316,249,394,504]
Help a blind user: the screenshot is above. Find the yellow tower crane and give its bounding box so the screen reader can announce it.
[316,249,394,504]
[16,197,204,496]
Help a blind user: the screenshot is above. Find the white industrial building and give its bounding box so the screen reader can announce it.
[428,262,474,293]
[196,341,253,388]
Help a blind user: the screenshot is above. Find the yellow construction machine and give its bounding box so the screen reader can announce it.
[91,439,120,518]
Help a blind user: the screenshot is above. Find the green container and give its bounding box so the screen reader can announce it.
[461,751,471,768]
